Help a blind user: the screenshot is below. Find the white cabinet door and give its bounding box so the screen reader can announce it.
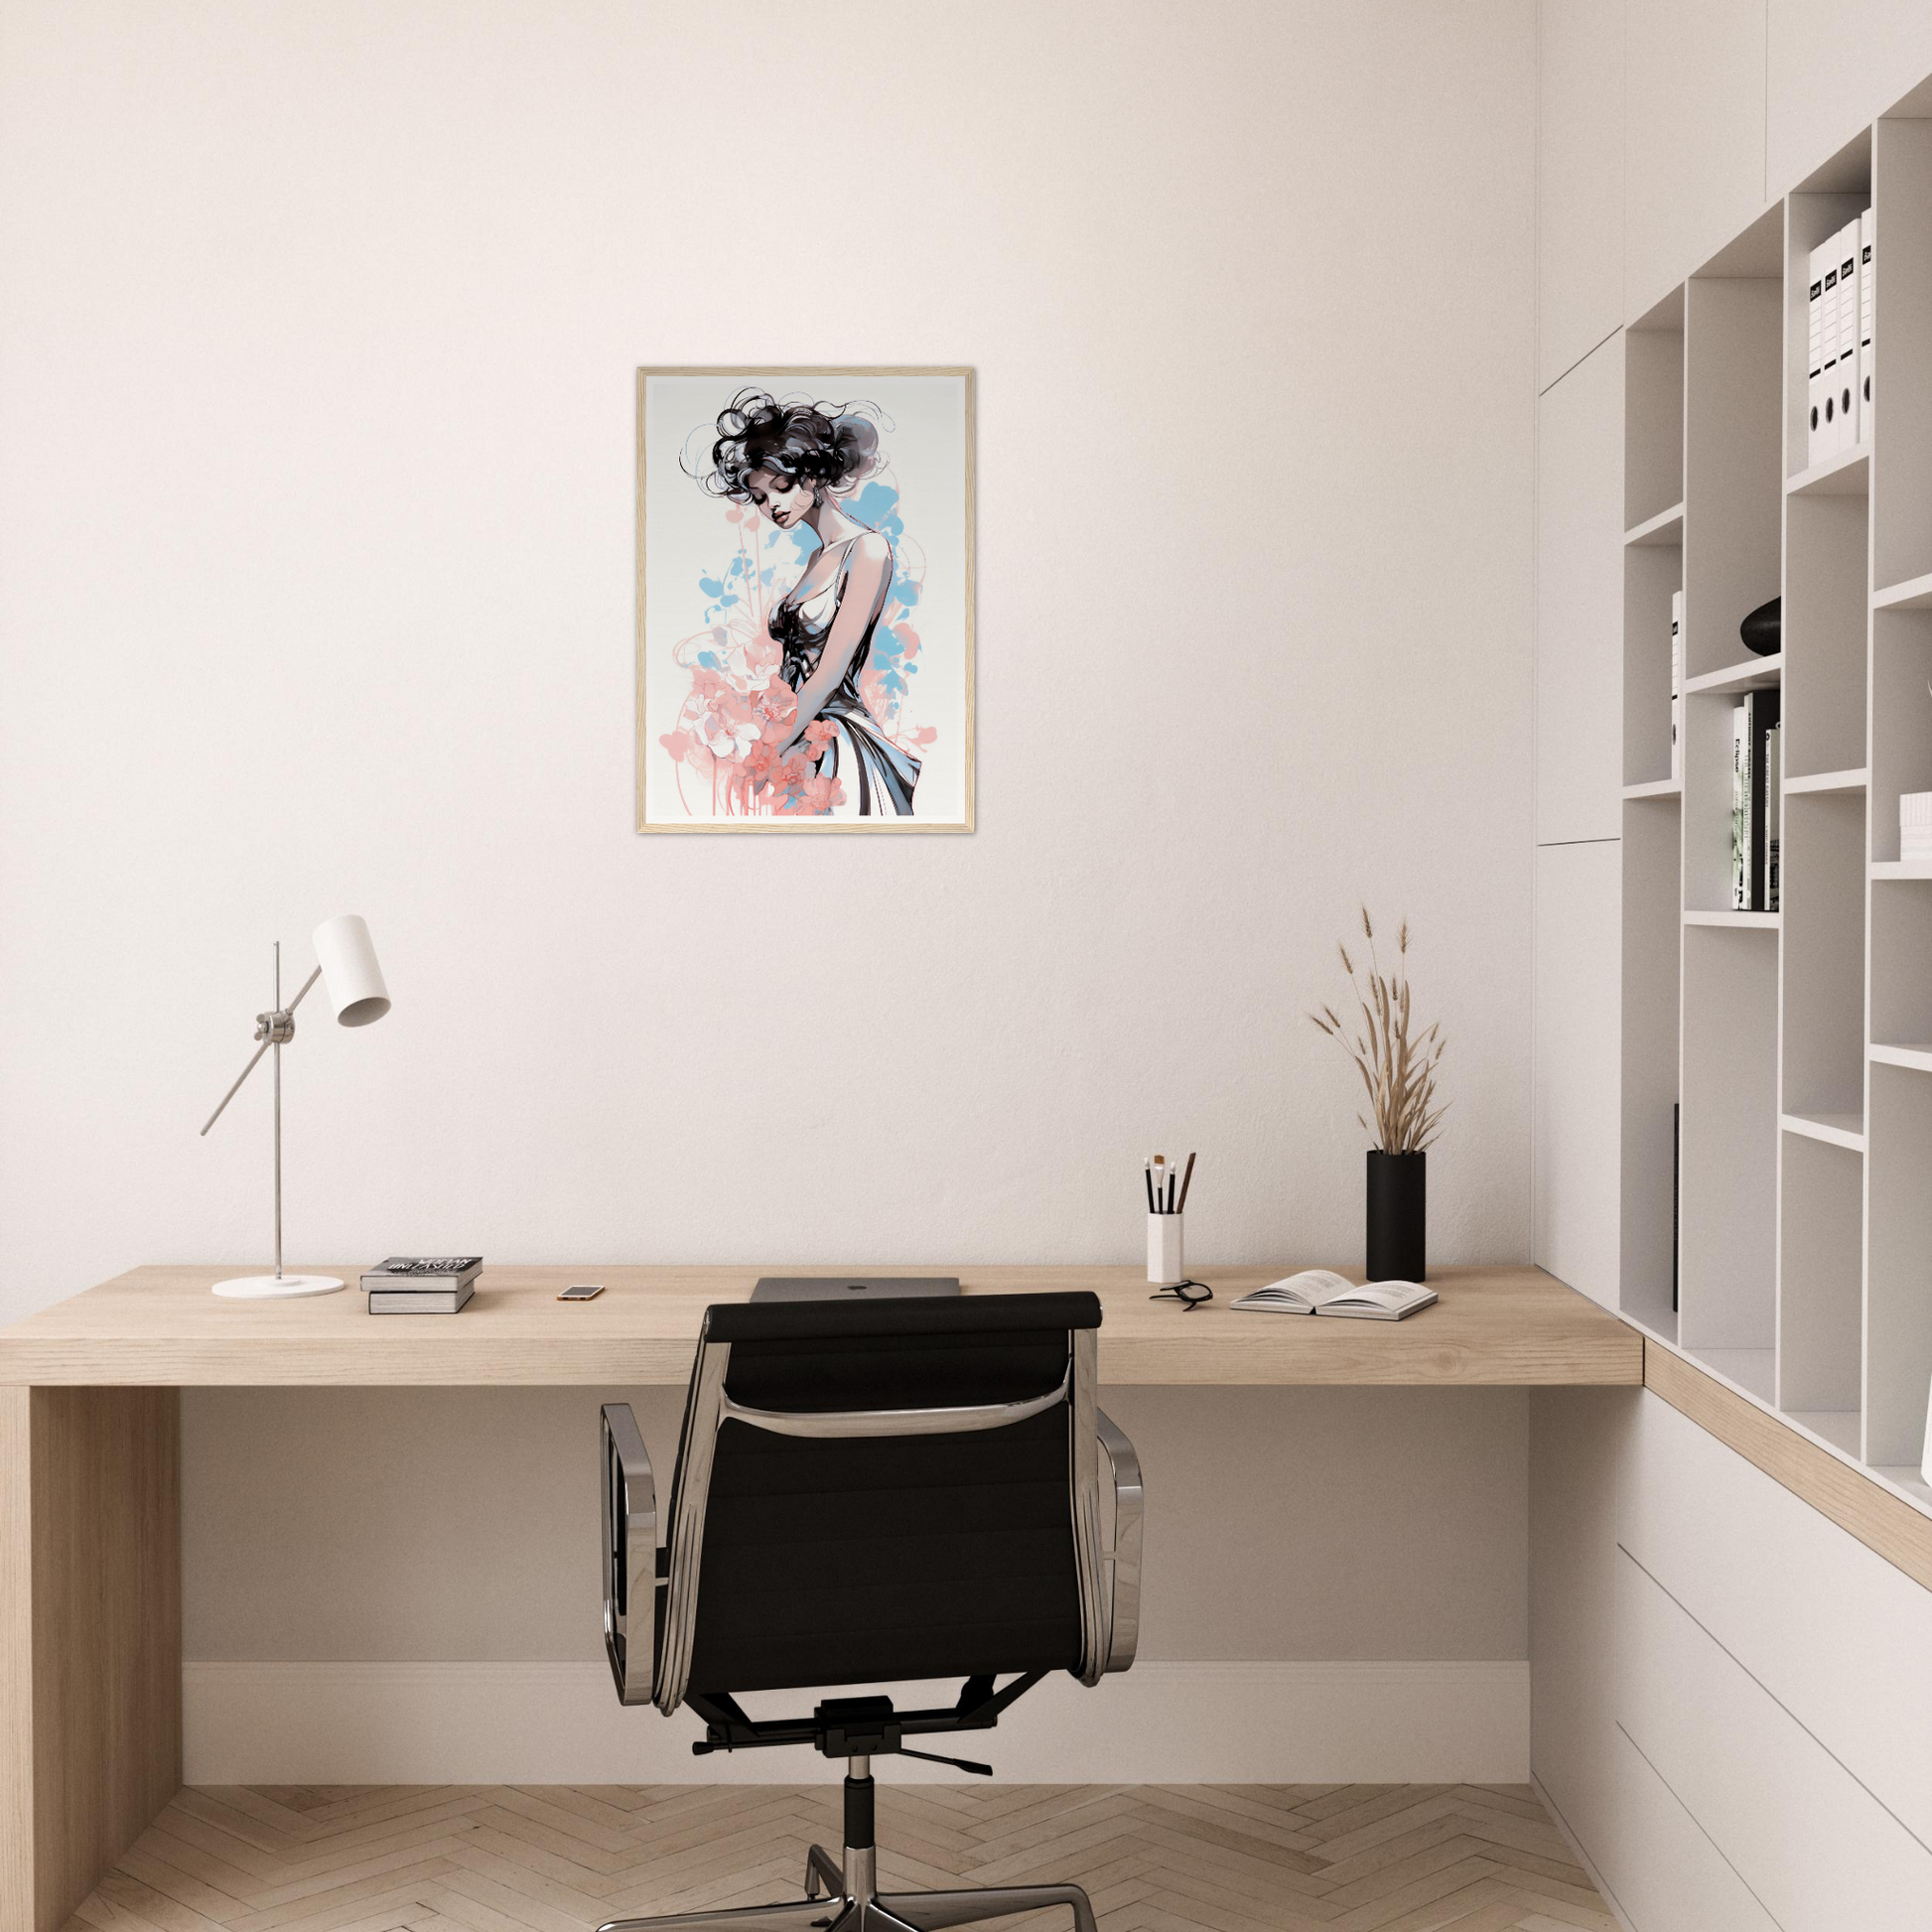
[1538,0,1624,390]
[1617,1546,1932,1930]
[1537,336,1624,845]
[1534,840,1621,1307]
[1625,0,1769,318]
[1768,0,1932,194]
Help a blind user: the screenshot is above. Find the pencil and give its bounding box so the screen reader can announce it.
[1176,1151,1197,1213]
[1144,1163,1157,1213]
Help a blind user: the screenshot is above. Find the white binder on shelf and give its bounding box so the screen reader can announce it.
[1836,219,1861,456]
[1860,207,1874,446]
[1822,229,1846,457]
[1808,238,1831,467]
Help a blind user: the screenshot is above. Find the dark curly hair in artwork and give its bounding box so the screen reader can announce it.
[695,387,882,502]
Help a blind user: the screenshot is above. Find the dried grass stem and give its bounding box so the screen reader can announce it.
[1309,906,1449,1153]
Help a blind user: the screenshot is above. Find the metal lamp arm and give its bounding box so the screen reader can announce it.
[199,965,323,1137]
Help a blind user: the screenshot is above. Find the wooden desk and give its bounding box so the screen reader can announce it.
[0,1263,1635,1932]
[0,1261,1637,1387]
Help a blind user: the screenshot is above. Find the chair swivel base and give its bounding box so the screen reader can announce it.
[595,1842,1098,1932]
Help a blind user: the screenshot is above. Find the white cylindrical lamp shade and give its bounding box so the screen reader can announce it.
[312,914,390,1027]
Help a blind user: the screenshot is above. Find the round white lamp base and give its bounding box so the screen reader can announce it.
[211,1274,345,1300]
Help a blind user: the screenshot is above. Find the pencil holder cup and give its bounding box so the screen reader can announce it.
[1148,1212,1185,1286]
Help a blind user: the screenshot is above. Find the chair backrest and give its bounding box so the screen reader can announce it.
[652,1291,1107,1713]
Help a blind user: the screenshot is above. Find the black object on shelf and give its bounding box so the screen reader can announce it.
[1740,595,1781,657]
[1672,1102,1680,1314]
[1366,1150,1426,1282]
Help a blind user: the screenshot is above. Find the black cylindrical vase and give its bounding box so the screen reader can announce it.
[1366,1150,1426,1282]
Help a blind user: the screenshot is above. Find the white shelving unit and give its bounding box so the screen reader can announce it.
[1619,106,1932,1515]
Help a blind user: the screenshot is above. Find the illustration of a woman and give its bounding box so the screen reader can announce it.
[698,389,920,815]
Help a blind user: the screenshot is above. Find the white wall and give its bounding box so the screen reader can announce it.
[0,0,1537,1314]
[0,0,1540,1770]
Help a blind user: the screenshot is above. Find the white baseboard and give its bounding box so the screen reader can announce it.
[183,1660,1529,1786]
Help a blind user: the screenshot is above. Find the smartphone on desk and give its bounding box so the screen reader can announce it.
[558,1283,605,1301]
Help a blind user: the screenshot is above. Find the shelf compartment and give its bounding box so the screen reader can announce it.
[1679,925,1779,1358]
[1872,571,1932,612]
[1870,865,1932,1047]
[1784,492,1869,777]
[1683,676,1780,917]
[1786,766,1866,793]
[1781,1110,1866,1151]
[1873,116,1932,594]
[1684,653,1782,696]
[1684,271,1782,682]
[1867,609,1932,861]
[1786,184,1869,483]
[1620,792,1683,1342]
[1625,298,1685,532]
[1785,448,1869,496]
[1777,1133,1863,1422]
[1625,501,1685,547]
[1781,790,1866,1122]
[1866,1062,1932,1467]
[1623,541,1683,788]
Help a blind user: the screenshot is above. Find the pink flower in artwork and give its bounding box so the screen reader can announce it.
[756,682,797,730]
[802,719,836,752]
[697,707,760,760]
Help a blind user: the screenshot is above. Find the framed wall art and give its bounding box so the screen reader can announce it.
[636,366,974,832]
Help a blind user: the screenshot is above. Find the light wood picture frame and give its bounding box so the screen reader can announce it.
[635,367,975,832]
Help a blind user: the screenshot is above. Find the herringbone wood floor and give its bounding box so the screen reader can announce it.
[65,1784,1617,1932]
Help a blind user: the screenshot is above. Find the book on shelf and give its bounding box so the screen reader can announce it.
[368,1281,475,1315]
[1861,207,1874,443]
[360,1256,483,1292]
[1671,1102,1680,1316]
[1730,703,1749,907]
[1730,690,1781,911]
[1765,720,1781,911]
[1670,591,1683,781]
[1229,1270,1437,1320]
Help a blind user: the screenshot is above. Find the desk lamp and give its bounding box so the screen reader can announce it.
[200,913,391,1299]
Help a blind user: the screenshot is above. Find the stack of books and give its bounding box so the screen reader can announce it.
[361,1256,483,1313]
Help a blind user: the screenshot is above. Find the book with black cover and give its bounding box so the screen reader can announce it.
[361,1256,483,1292]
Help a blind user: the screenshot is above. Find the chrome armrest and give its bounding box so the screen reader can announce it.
[1095,1407,1143,1673]
[601,1403,657,1707]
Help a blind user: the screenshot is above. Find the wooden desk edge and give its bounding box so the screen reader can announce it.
[0,1262,1641,1387]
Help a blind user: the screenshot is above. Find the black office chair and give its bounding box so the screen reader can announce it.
[597,1291,1143,1932]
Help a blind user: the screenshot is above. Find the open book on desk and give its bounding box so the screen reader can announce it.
[1230,1270,1437,1320]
